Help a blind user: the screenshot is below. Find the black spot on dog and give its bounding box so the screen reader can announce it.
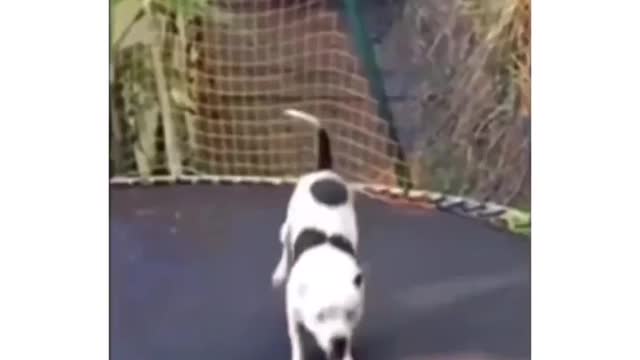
[328,235,355,258]
[310,178,348,206]
[353,273,363,288]
[291,229,356,265]
[293,229,326,263]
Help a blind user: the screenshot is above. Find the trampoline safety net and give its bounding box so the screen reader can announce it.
[111,0,401,182]
[110,0,530,235]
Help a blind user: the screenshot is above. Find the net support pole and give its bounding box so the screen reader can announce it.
[342,0,412,191]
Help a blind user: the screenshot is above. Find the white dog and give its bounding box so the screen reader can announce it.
[272,109,365,360]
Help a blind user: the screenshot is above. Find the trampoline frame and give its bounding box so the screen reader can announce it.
[109,174,530,236]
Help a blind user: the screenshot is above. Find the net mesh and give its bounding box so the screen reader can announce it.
[110,0,531,233]
[111,0,401,186]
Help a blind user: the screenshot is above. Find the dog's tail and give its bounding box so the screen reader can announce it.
[283,109,333,170]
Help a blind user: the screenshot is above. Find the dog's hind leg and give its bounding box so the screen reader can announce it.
[286,300,303,360]
[271,222,290,287]
[344,348,354,360]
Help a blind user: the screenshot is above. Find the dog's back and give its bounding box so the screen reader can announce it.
[286,170,358,250]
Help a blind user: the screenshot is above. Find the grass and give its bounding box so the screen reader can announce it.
[405,0,530,209]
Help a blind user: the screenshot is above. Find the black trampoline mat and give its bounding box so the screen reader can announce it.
[110,184,530,360]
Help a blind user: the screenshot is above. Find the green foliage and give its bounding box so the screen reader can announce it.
[118,48,157,115]
[504,210,530,236]
[111,0,208,14]
[163,0,209,18]
[461,0,530,113]
[110,0,144,54]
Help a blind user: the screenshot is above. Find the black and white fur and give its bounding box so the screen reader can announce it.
[272,109,364,360]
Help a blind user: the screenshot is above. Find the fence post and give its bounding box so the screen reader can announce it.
[151,43,183,178]
[342,0,412,191]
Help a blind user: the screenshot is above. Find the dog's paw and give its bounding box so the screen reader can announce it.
[271,268,286,288]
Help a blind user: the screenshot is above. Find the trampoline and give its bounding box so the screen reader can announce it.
[110,182,530,360]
